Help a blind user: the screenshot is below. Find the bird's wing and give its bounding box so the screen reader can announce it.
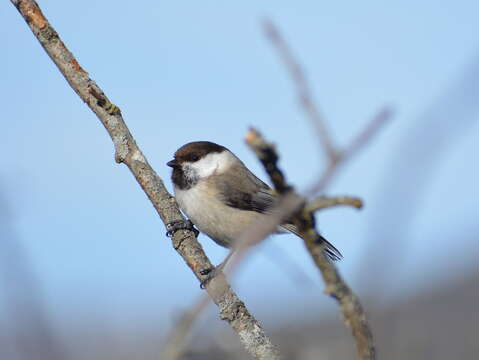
[210,163,277,214]
[210,162,343,261]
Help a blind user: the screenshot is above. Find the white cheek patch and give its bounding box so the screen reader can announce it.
[188,151,234,179]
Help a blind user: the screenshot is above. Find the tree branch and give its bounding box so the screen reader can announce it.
[246,128,376,360]
[10,1,280,359]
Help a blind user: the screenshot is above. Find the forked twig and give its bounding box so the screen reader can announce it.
[263,18,392,196]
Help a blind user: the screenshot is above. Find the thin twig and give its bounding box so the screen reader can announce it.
[263,19,339,162]
[306,105,393,196]
[246,129,376,360]
[343,107,393,159]
[306,195,363,213]
[10,1,280,359]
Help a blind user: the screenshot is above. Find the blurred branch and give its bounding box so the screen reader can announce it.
[360,52,479,292]
[10,1,280,359]
[161,294,210,360]
[263,19,392,196]
[246,128,376,360]
[263,19,338,161]
[0,189,66,360]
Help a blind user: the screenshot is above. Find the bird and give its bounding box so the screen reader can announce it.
[166,141,341,261]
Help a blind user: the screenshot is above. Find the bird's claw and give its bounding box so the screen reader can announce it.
[165,220,199,238]
[199,267,219,289]
[200,267,213,276]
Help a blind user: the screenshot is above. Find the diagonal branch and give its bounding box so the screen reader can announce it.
[10,1,280,359]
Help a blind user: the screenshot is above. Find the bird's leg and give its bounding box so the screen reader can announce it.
[165,219,199,238]
[199,251,234,289]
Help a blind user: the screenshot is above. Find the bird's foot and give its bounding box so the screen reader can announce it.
[199,252,234,289]
[165,219,199,238]
[199,265,223,289]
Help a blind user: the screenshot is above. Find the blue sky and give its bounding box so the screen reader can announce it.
[2,0,479,332]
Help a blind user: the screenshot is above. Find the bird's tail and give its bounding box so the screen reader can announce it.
[280,224,343,261]
[317,234,343,261]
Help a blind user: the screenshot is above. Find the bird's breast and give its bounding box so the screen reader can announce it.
[174,182,261,248]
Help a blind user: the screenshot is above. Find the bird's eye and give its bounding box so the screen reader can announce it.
[191,155,199,162]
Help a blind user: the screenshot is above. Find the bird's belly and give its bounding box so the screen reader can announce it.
[175,185,260,248]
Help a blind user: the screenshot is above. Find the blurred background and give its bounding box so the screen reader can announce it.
[2,1,479,359]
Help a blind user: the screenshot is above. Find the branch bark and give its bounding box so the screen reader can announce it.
[10,1,280,359]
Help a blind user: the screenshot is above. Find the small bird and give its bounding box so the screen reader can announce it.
[167,141,341,261]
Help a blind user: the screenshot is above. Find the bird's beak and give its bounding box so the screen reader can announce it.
[167,159,178,168]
